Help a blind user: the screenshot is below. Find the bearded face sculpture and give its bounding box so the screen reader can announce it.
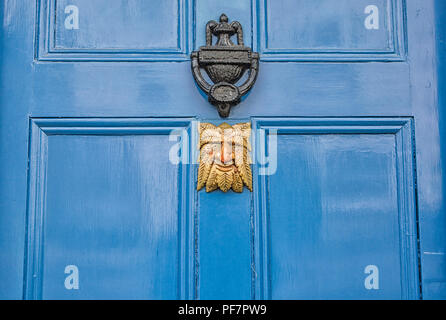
[197,122,252,193]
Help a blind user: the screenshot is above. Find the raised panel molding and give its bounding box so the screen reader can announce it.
[252,0,407,61]
[36,0,195,62]
[24,118,196,299]
[36,0,406,63]
[252,118,419,299]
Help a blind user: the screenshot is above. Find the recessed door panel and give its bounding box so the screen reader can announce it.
[25,119,194,300]
[253,118,419,300]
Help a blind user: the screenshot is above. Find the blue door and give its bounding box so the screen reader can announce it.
[1,0,445,300]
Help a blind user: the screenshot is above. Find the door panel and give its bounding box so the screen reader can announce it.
[253,118,418,300]
[38,0,193,61]
[258,0,405,61]
[53,0,180,50]
[24,119,194,299]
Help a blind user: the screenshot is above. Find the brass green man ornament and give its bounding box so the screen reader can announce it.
[191,14,260,118]
[197,122,253,193]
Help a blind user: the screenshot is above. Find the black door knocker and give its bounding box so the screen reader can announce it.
[191,14,259,118]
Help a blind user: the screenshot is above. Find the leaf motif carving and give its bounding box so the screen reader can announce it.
[199,124,221,149]
[232,172,244,193]
[197,145,214,191]
[236,147,253,192]
[216,169,233,193]
[198,122,253,193]
[206,166,218,193]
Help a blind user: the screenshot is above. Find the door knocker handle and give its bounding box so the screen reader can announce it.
[191,14,259,118]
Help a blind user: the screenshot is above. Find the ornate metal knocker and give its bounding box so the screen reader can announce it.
[191,14,259,118]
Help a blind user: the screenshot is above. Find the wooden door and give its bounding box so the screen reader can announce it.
[0,0,444,300]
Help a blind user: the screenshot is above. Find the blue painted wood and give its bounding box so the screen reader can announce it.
[37,0,194,61]
[252,118,419,300]
[407,0,446,300]
[198,188,252,300]
[0,0,444,300]
[195,118,253,300]
[24,119,195,299]
[255,0,407,61]
[423,0,446,300]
